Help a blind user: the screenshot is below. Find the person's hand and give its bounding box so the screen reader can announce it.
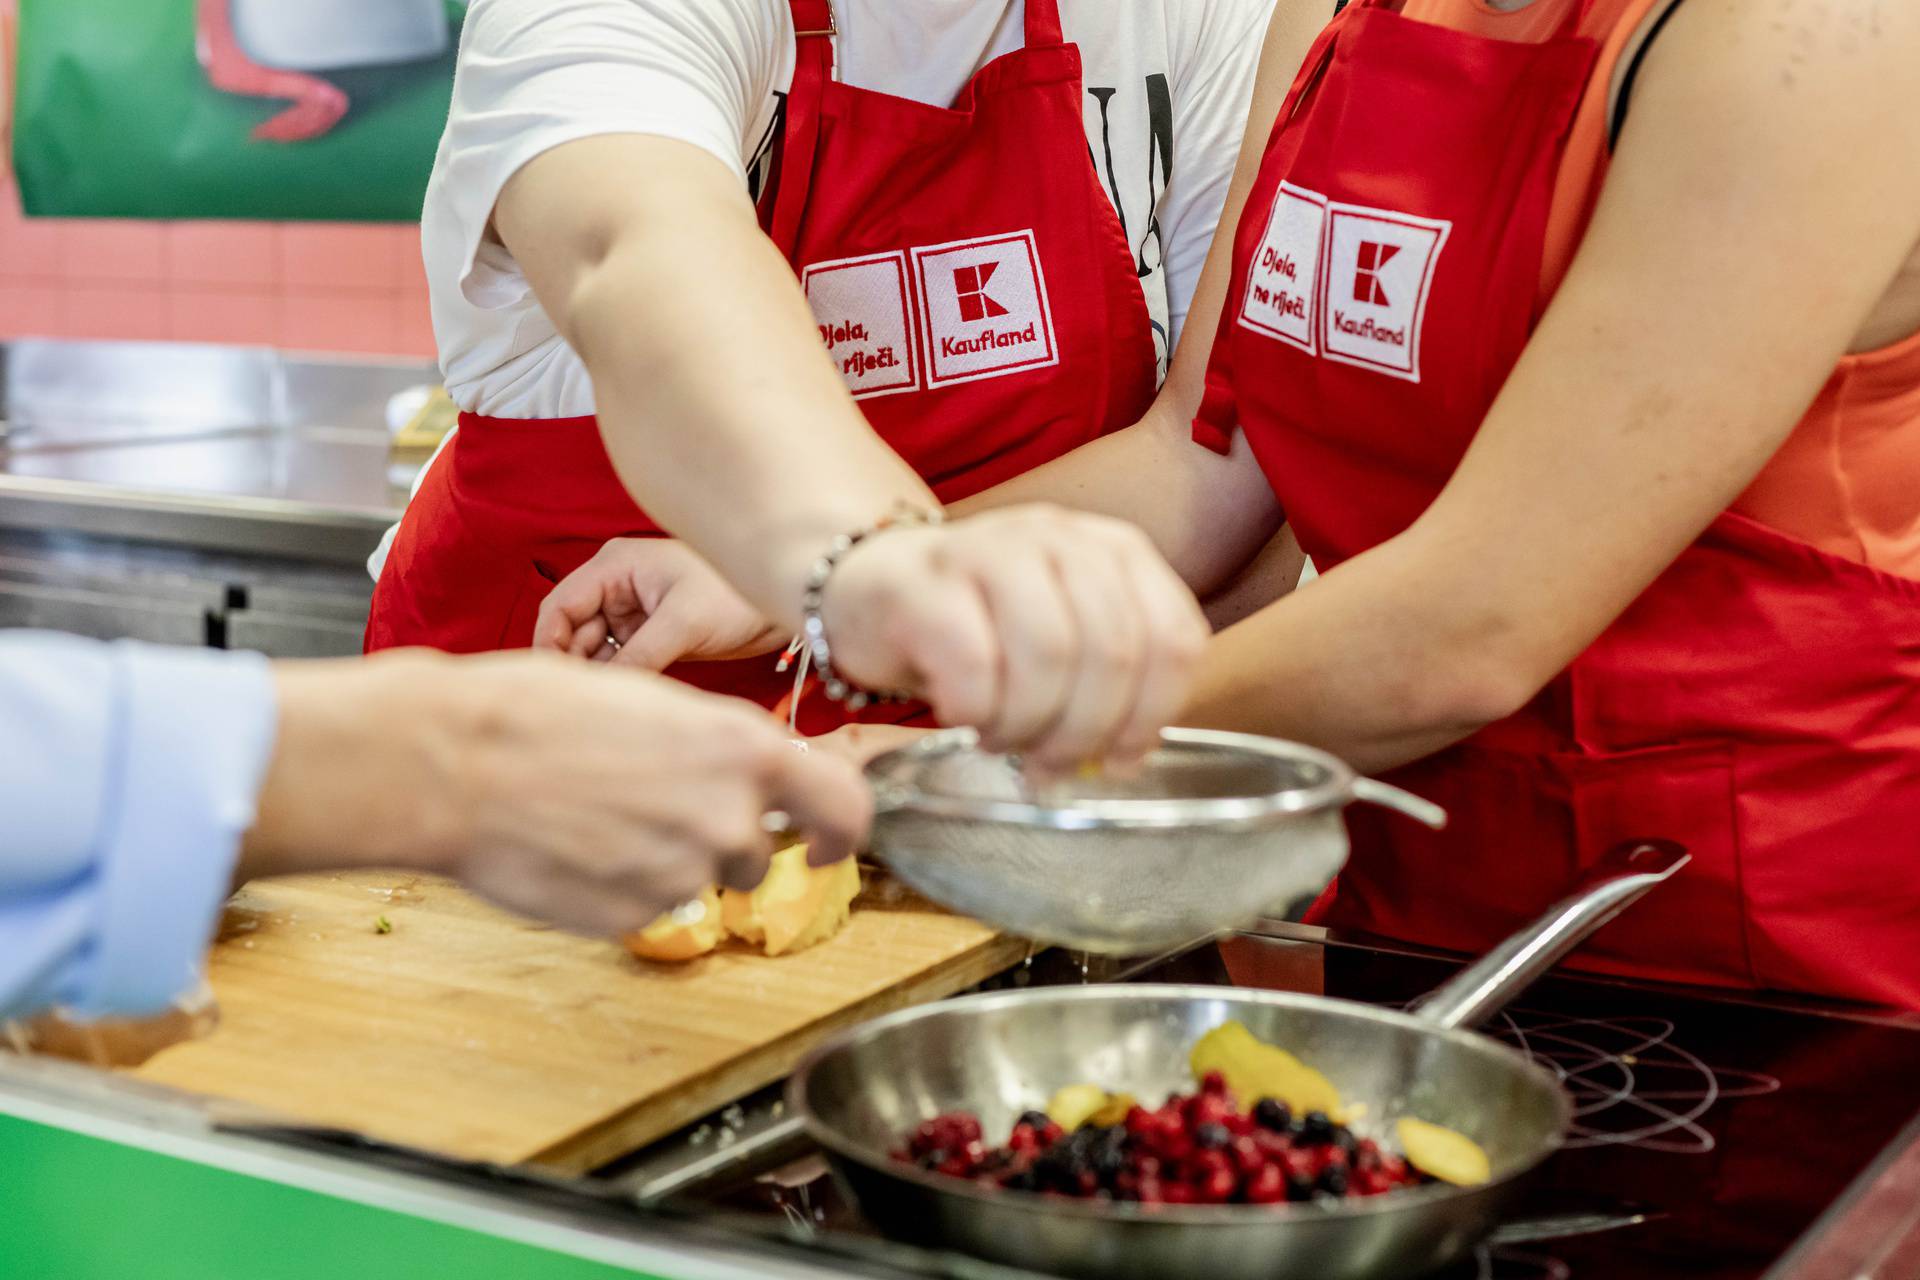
[248,652,871,938]
[818,505,1208,772]
[533,538,784,670]
[807,722,934,769]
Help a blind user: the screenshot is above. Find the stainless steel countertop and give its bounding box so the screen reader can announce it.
[0,339,436,565]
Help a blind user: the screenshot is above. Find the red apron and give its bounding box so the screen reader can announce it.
[1194,0,1920,1008]
[367,0,1158,733]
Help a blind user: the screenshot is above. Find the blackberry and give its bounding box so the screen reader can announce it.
[1253,1098,1293,1133]
[1194,1123,1232,1150]
[1017,1110,1052,1132]
[1297,1111,1336,1146]
[1285,1173,1315,1203]
[1316,1165,1350,1197]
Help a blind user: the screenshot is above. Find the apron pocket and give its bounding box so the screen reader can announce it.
[1552,740,1755,989]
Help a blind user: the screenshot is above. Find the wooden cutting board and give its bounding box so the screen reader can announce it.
[131,871,1026,1173]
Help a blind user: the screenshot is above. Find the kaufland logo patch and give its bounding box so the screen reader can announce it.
[913,231,1058,387]
[1321,204,1448,380]
[1238,183,1449,382]
[802,251,920,400]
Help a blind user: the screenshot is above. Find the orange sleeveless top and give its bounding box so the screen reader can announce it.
[1400,0,1920,577]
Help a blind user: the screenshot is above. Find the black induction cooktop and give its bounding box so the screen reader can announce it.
[1207,932,1920,1280]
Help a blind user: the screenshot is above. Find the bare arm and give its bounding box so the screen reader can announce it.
[495,137,932,625]
[953,0,1336,598]
[1183,0,1920,771]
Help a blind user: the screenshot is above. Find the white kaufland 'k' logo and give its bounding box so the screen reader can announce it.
[913,231,1058,388]
[803,251,920,400]
[1239,183,1449,383]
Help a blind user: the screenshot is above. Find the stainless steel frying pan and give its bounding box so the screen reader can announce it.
[790,840,1689,1280]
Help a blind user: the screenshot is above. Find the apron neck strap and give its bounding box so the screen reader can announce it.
[1025,0,1065,48]
[791,0,838,68]
[770,0,837,250]
[1557,0,1596,39]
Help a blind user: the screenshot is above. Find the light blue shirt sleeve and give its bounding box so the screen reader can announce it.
[0,632,279,1021]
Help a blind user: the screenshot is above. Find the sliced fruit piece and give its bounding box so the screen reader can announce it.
[719,877,765,945]
[1087,1091,1139,1129]
[719,845,862,957]
[623,887,724,962]
[1046,1083,1110,1132]
[1189,1020,1344,1119]
[1396,1116,1492,1186]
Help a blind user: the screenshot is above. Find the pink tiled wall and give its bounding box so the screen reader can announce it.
[0,0,435,359]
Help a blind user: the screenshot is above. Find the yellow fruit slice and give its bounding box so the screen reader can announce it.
[719,845,862,957]
[1046,1083,1110,1132]
[624,887,725,962]
[1397,1117,1492,1186]
[1190,1021,1344,1119]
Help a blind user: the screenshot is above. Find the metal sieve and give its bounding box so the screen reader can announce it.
[861,727,1446,954]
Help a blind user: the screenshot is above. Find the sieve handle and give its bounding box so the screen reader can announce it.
[1348,776,1447,829]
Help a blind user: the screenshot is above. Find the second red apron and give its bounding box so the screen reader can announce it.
[1193,0,1920,1008]
[367,0,1159,733]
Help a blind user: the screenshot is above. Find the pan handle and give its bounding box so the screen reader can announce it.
[1409,839,1691,1032]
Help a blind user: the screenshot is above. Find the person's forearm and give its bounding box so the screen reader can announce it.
[498,139,933,630]
[951,402,1283,597]
[1181,534,1536,775]
[1199,524,1306,631]
[239,653,470,883]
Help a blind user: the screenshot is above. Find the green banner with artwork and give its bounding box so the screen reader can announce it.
[11,0,467,221]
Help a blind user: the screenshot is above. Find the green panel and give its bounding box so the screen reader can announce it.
[0,1114,663,1280]
[11,1,467,221]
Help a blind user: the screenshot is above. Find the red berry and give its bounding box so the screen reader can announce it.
[1136,1175,1165,1205]
[1223,1111,1256,1138]
[1312,1145,1348,1175]
[1245,1163,1288,1204]
[1253,1130,1292,1160]
[1189,1094,1235,1131]
[1230,1136,1266,1176]
[1200,1071,1230,1095]
[1162,1182,1196,1205]
[1192,1148,1233,1179]
[1125,1105,1156,1136]
[1135,1154,1163,1177]
[1198,1166,1238,1204]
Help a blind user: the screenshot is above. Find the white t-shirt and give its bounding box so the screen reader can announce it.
[422,0,1275,417]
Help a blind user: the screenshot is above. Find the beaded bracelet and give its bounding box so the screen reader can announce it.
[796,503,945,710]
